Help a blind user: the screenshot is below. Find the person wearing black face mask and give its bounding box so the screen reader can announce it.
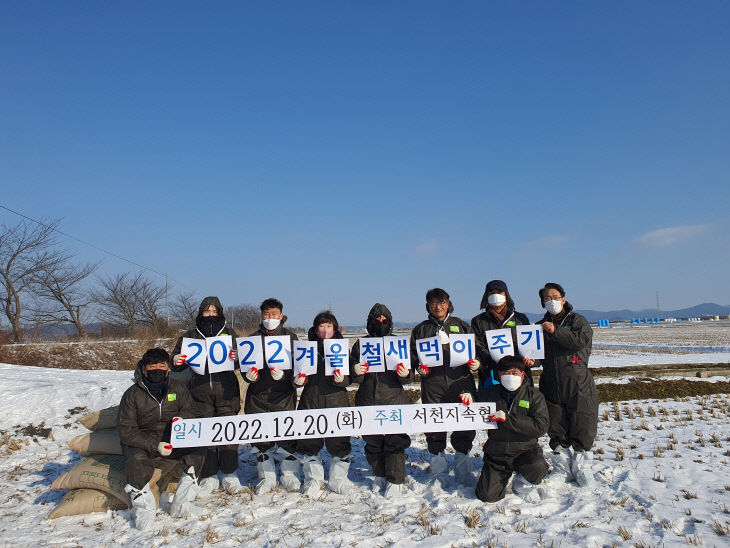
[350,303,413,498]
[118,348,206,529]
[170,296,242,496]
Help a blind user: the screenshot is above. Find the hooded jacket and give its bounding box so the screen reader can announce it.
[243,316,299,414]
[169,296,239,390]
[118,363,197,454]
[350,303,413,407]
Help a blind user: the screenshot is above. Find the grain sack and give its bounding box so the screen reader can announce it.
[47,488,129,519]
[51,455,131,504]
[67,429,122,456]
[78,406,119,431]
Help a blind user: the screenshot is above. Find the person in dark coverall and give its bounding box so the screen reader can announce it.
[243,298,301,494]
[471,279,537,397]
[295,311,352,496]
[350,303,413,498]
[475,355,549,503]
[119,348,206,529]
[170,296,242,495]
[537,282,598,487]
[409,288,479,486]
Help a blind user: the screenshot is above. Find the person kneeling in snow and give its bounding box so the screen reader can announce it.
[475,355,549,504]
[119,348,206,530]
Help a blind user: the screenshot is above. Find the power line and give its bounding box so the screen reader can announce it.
[0,203,190,289]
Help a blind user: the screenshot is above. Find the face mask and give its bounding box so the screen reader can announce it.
[371,322,390,337]
[500,374,522,392]
[145,369,168,384]
[487,294,507,307]
[263,318,281,331]
[545,299,563,315]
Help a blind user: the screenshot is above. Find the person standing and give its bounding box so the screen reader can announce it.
[170,296,243,495]
[243,298,301,493]
[351,303,413,498]
[537,282,597,486]
[410,288,478,486]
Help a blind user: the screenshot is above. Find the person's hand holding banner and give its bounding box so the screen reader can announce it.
[270,367,284,381]
[489,410,506,423]
[158,442,173,456]
[246,367,259,382]
[174,354,186,367]
[459,392,473,406]
[467,358,480,372]
[294,373,307,386]
[396,363,410,378]
[333,369,344,383]
[418,364,429,376]
[354,362,369,376]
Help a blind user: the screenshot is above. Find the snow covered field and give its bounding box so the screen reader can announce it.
[1,363,730,547]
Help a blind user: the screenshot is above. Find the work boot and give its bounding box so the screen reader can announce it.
[301,455,324,497]
[125,483,156,530]
[366,452,386,478]
[170,467,202,519]
[429,452,448,477]
[279,453,301,492]
[328,456,353,494]
[453,452,473,485]
[384,452,406,485]
[221,471,244,494]
[571,450,594,487]
[512,473,541,503]
[549,446,573,483]
[254,450,277,495]
[196,475,219,498]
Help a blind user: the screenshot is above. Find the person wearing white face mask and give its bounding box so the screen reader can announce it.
[475,356,549,503]
[243,298,301,494]
[472,280,537,399]
[537,283,598,488]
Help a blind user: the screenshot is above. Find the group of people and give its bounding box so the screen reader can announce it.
[118,281,598,529]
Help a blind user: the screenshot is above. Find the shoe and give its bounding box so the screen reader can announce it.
[383,481,404,499]
[453,452,473,485]
[429,452,448,477]
[254,450,277,495]
[328,456,353,494]
[512,474,540,503]
[125,483,156,530]
[221,472,244,494]
[383,453,406,485]
[549,447,573,483]
[279,454,301,492]
[196,476,219,498]
[170,467,202,519]
[301,456,324,497]
[571,450,594,487]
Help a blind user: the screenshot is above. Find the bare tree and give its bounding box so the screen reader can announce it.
[29,257,99,338]
[170,290,199,328]
[0,218,63,342]
[226,304,260,335]
[93,271,165,336]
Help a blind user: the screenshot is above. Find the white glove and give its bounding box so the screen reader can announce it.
[489,410,506,423]
[246,367,259,382]
[294,373,307,386]
[467,358,481,372]
[417,364,429,376]
[173,354,186,367]
[333,369,344,383]
[396,362,410,378]
[270,367,284,381]
[459,392,473,406]
[158,442,173,456]
[354,362,369,376]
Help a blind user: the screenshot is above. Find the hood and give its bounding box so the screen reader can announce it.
[196,296,225,322]
[479,279,515,311]
[366,303,393,336]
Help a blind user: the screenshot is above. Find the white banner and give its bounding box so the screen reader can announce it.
[264,335,293,370]
[516,325,545,360]
[171,402,497,448]
[293,340,318,376]
[485,328,515,362]
[359,337,385,373]
[181,338,207,374]
[415,336,443,368]
[206,336,234,374]
[449,333,475,367]
[323,339,350,376]
[383,335,410,371]
[237,336,264,373]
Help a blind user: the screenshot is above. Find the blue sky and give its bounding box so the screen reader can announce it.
[1,2,728,327]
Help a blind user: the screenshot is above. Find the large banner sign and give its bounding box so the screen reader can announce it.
[484,328,515,362]
[171,402,497,448]
[515,325,545,360]
[182,336,234,375]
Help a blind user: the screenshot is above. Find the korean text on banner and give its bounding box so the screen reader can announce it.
[293,340,318,376]
[516,325,545,360]
[359,337,385,373]
[383,335,410,371]
[485,328,515,362]
[323,339,350,376]
[449,333,475,367]
[415,336,443,368]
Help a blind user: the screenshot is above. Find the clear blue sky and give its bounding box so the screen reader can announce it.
[2,2,728,327]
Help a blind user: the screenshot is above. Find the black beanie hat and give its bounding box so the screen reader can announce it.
[480,279,514,310]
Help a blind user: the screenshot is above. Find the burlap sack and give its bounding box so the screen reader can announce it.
[78,406,119,431]
[47,488,129,519]
[67,429,122,456]
[51,455,132,504]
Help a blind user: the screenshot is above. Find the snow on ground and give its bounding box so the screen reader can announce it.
[1,362,730,547]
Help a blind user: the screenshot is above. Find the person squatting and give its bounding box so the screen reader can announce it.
[120,283,597,529]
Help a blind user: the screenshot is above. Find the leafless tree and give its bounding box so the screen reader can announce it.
[226,304,260,335]
[29,257,99,338]
[0,218,64,342]
[93,271,166,336]
[170,290,199,328]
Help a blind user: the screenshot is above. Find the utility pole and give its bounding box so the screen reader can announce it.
[166,273,169,326]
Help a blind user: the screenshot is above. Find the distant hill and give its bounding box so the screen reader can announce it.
[525,303,730,323]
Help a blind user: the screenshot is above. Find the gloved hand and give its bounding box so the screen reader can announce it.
[417,364,429,376]
[333,369,344,383]
[396,362,410,378]
[270,367,284,381]
[171,416,182,424]
[353,362,369,376]
[246,367,259,382]
[173,354,187,367]
[489,410,506,423]
[467,358,481,372]
[459,392,473,406]
[522,357,535,367]
[158,442,173,456]
[294,373,307,386]
[229,348,237,361]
